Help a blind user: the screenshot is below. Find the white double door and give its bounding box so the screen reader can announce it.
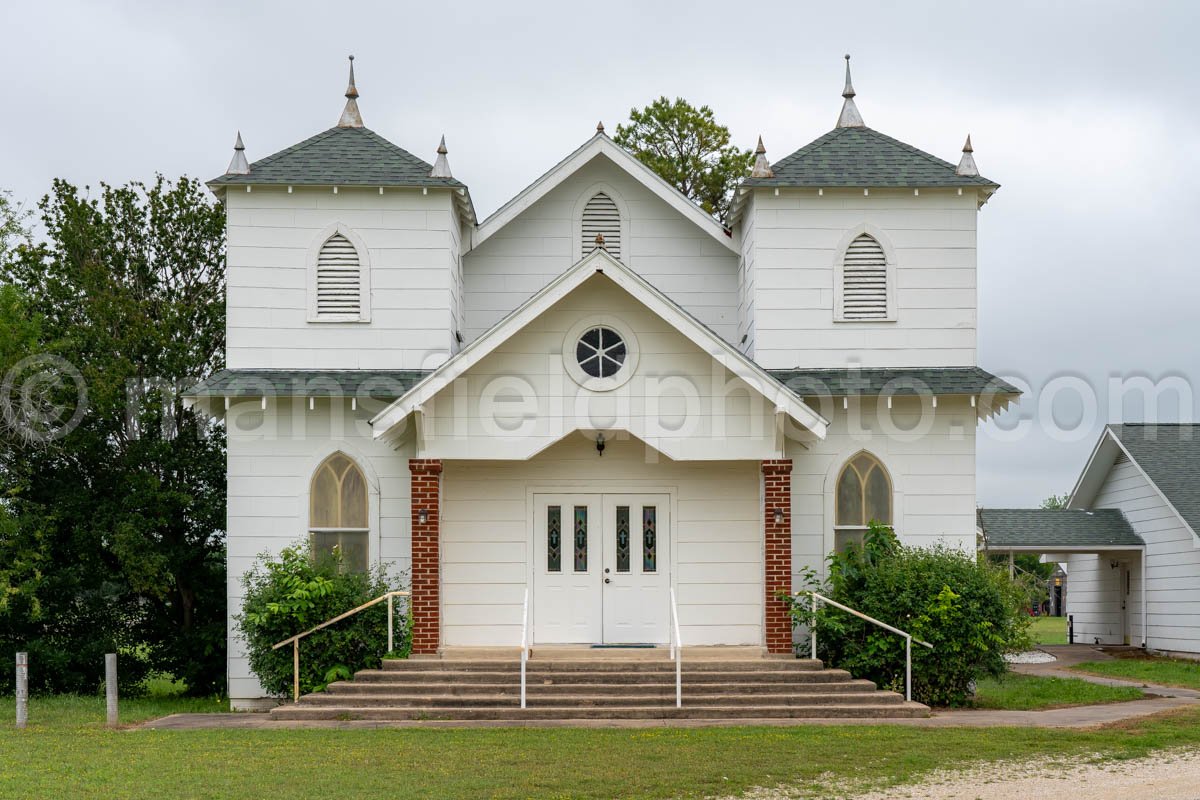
[532,493,671,644]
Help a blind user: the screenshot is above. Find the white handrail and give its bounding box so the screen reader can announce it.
[519,587,530,709]
[799,590,932,703]
[669,587,682,708]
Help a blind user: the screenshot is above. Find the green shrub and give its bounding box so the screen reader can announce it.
[236,544,409,697]
[788,522,1032,707]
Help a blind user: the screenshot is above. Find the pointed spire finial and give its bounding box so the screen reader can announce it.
[751,135,774,178]
[836,54,865,128]
[955,134,979,176]
[338,55,364,128]
[596,120,605,134]
[225,131,250,175]
[430,135,454,179]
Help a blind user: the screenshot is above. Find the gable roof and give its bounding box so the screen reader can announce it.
[1110,425,1200,535]
[469,133,736,255]
[1070,424,1200,539]
[977,508,1143,550]
[208,126,466,191]
[369,247,828,440]
[744,127,998,190]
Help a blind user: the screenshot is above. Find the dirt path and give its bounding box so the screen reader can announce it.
[848,748,1200,800]
[725,749,1200,800]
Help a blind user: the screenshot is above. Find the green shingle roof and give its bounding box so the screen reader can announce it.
[185,369,430,399]
[1109,424,1200,535]
[208,127,465,189]
[767,367,1019,397]
[977,508,1143,549]
[745,126,997,189]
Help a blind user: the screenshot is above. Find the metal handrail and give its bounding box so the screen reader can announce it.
[799,590,932,702]
[669,587,682,708]
[519,587,530,709]
[272,590,411,702]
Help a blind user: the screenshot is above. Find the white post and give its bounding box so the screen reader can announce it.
[810,593,818,660]
[1141,553,1148,648]
[15,652,28,729]
[905,636,912,703]
[1008,551,1015,579]
[105,653,118,727]
[387,593,394,654]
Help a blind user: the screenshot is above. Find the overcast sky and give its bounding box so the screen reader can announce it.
[3,1,1197,506]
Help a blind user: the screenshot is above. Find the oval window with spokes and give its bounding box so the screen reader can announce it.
[575,326,627,379]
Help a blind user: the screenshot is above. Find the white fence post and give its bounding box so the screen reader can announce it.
[105,653,118,727]
[15,652,28,729]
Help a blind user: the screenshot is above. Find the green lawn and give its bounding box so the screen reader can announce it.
[1028,615,1067,645]
[1073,655,1200,691]
[972,673,1143,710]
[2,696,1200,799]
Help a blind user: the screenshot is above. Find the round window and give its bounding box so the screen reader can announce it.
[575,326,627,379]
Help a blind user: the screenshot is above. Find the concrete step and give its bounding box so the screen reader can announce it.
[296,691,903,708]
[356,669,855,684]
[270,702,930,721]
[381,658,826,673]
[325,679,880,696]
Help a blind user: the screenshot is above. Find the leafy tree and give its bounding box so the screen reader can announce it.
[1041,493,1069,509]
[0,176,226,695]
[0,188,31,266]
[614,97,753,225]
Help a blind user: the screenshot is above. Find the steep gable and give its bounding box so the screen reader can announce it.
[1109,424,1200,536]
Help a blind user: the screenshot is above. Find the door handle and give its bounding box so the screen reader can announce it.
[604,578,611,584]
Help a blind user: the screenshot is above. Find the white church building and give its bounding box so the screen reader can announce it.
[189,56,1018,707]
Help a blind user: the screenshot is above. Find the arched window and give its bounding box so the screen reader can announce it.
[581,192,621,260]
[838,234,889,321]
[834,452,892,551]
[309,452,369,571]
[310,228,369,321]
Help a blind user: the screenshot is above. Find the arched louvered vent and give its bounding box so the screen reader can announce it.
[582,192,621,259]
[316,233,361,316]
[842,234,888,320]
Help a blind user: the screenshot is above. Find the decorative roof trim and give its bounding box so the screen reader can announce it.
[370,248,827,440]
[470,133,735,255]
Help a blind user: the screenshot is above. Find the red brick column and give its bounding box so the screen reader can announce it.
[409,459,443,654]
[762,459,793,655]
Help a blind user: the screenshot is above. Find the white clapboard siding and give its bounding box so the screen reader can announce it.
[842,234,887,320]
[315,233,362,316]
[581,192,621,259]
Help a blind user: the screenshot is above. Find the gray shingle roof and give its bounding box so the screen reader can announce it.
[1109,424,1200,535]
[208,127,465,189]
[977,508,1143,549]
[767,367,1019,397]
[745,126,997,189]
[185,369,430,399]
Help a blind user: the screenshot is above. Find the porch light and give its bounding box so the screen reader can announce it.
[596,432,606,457]
[773,507,785,525]
[417,508,429,525]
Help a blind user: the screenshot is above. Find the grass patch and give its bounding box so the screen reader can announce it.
[1073,654,1200,691]
[0,695,227,729]
[971,672,1143,710]
[1028,615,1067,645]
[2,698,1200,798]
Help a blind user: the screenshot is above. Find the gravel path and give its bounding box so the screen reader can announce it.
[723,749,1200,800]
[849,749,1200,800]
